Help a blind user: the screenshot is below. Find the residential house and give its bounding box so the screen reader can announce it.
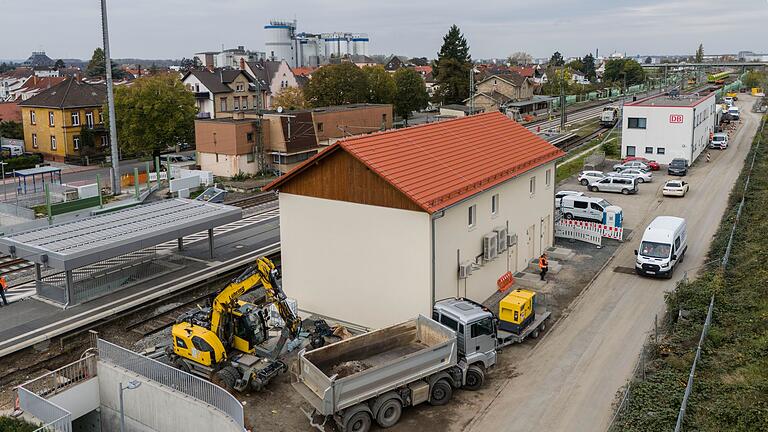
[0,68,33,101]
[244,59,299,109]
[194,115,271,178]
[264,112,564,328]
[18,79,108,162]
[310,104,392,146]
[181,68,260,119]
[384,55,409,71]
[570,72,590,85]
[467,72,534,112]
[13,76,67,101]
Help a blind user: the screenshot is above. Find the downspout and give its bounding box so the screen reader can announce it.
[431,210,444,309]
[691,107,696,162]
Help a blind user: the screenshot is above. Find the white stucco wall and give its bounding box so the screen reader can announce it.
[621,94,716,165]
[266,61,299,109]
[434,163,556,303]
[182,75,215,118]
[279,193,432,329]
[198,152,258,178]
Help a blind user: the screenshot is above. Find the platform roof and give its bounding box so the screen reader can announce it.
[0,198,241,271]
[14,166,62,176]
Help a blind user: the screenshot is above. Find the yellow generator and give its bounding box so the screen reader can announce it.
[498,289,536,334]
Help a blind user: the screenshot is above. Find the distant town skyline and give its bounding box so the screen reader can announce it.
[1,0,767,62]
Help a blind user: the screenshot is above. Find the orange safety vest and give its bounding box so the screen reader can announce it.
[0,276,6,290]
[538,256,548,270]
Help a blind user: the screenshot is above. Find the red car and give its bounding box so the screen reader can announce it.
[622,156,660,171]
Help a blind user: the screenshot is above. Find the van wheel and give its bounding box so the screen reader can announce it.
[564,213,574,220]
[590,186,599,192]
[429,380,453,406]
[375,398,402,428]
[464,365,485,391]
[580,179,589,186]
[621,189,630,195]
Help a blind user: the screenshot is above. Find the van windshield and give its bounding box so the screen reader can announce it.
[639,241,671,259]
[597,199,610,208]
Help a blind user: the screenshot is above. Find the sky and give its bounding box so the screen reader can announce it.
[1,0,767,61]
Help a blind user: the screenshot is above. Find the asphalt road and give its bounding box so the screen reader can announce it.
[465,96,762,432]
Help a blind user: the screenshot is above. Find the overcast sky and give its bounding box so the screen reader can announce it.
[1,0,767,61]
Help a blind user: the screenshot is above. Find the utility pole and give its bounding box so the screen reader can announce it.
[559,70,566,131]
[101,0,121,194]
[469,66,475,115]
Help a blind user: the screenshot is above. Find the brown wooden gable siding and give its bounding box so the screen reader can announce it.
[278,148,425,213]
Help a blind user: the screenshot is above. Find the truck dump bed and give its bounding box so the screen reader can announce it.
[292,315,456,415]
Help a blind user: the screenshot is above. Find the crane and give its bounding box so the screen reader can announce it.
[167,256,301,392]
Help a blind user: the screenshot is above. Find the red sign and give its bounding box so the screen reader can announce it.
[669,114,684,123]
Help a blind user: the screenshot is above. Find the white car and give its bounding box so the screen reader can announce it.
[662,180,689,197]
[613,161,650,172]
[710,133,728,149]
[611,168,653,183]
[577,170,606,186]
[555,190,584,208]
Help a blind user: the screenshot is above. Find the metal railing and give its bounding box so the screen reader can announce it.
[16,387,71,432]
[97,338,244,428]
[18,354,97,399]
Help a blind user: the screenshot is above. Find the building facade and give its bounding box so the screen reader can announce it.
[621,91,717,165]
[194,116,270,177]
[265,112,563,328]
[181,69,262,119]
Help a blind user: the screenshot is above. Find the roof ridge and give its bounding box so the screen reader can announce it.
[59,78,75,109]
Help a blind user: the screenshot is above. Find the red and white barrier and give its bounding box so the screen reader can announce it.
[556,219,624,241]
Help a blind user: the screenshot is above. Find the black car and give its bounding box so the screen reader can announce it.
[668,158,688,176]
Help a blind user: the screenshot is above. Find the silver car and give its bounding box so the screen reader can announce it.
[610,168,653,183]
[613,161,650,172]
[589,176,638,195]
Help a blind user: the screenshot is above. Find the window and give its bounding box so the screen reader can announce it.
[317,122,324,132]
[590,202,603,211]
[439,315,459,331]
[545,169,551,187]
[220,97,227,112]
[491,194,499,216]
[71,111,80,126]
[73,136,80,150]
[247,132,254,143]
[174,336,187,349]
[194,83,200,92]
[529,176,536,195]
[48,111,55,126]
[215,153,219,162]
[85,112,94,128]
[272,154,281,164]
[470,317,495,338]
[246,152,255,163]
[98,111,103,124]
[627,117,647,129]
[30,110,36,125]
[574,201,588,209]
[626,146,636,157]
[468,204,476,229]
[657,147,666,155]
[241,96,248,110]
[645,147,653,154]
[50,136,57,150]
[101,135,108,147]
[674,237,681,249]
[234,97,240,110]
[191,336,213,353]
[32,133,38,148]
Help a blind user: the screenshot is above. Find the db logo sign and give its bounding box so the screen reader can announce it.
[669,114,684,123]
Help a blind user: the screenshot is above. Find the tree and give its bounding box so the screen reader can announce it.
[393,68,428,124]
[149,63,159,75]
[179,57,201,71]
[541,67,572,95]
[54,59,66,69]
[0,121,23,139]
[0,63,15,73]
[434,25,472,104]
[86,48,125,79]
[508,51,533,66]
[408,57,430,67]
[304,63,368,107]
[362,65,396,104]
[582,54,597,82]
[271,87,306,110]
[565,58,584,73]
[110,73,196,156]
[549,51,564,67]
[644,56,653,64]
[603,59,645,86]
[695,44,704,63]
[742,71,766,89]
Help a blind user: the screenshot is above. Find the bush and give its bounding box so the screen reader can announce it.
[0,416,40,432]
[1,155,41,173]
[601,140,620,158]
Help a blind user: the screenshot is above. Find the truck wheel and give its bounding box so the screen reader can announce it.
[343,410,372,432]
[532,329,540,338]
[464,365,485,391]
[213,366,238,391]
[429,380,453,406]
[375,398,402,428]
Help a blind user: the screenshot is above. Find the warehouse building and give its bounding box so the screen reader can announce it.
[621,91,717,165]
[266,112,564,328]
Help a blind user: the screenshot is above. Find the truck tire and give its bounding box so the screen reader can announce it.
[532,329,540,338]
[464,365,485,391]
[343,409,372,432]
[429,379,453,406]
[213,366,238,391]
[375,398,402,428]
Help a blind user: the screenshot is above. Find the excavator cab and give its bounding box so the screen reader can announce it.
[171,322,227,367]
[231,303,269,354]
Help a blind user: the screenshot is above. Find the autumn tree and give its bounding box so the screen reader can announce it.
[393,68,428,124]
[272,87,306,110]
[304,63,368,107]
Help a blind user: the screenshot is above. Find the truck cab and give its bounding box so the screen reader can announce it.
[433,299,497,371]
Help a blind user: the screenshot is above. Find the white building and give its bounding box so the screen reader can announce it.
[621,91,717,165]
[265,112,564,328]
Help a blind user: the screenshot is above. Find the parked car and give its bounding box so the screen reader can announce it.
[668,158,688,176]
[577,170,606,186]
[709,133,728,150]
[727,106,740,120]
[613,161,650,172]
[560,195,613,222]
[589,176,638,195]
[611,168,653,183]
[662,180,689,197]
[621,156,660,171]
[723,96,734,106]
[555,190,584,209]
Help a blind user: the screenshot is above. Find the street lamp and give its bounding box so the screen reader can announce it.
[119,380,141,432]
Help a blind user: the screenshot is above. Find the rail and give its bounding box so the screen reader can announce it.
[18,354,97,399]
[96,338,244,428]
[16,387,71,432]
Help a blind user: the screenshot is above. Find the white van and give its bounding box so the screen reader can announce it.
[727,106,740,120]
[634,216,688,278]
[1,144,24,157]
[560,195,613,223]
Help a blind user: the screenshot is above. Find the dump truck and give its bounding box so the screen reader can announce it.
[292,295,550,432]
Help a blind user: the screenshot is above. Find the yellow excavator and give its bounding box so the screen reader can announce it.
[166,257,301,392]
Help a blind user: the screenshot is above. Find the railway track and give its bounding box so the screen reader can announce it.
[0,256,33,277]
[227,192,278,209]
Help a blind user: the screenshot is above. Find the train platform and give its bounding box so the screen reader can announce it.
[0,210,280,357]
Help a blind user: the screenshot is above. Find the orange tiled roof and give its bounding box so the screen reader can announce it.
[266,112,564,213]
[292,67,316,77]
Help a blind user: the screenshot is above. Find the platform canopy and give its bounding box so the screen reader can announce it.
[0,198,242,271]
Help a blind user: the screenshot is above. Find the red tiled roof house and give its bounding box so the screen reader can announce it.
[265,112,564,328]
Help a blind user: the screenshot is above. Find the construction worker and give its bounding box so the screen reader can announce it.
[0,275,8,306]
[538,253,549,281]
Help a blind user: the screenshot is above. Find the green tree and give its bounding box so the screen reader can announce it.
[272,87,306,110]
[304,63,368,107]
[408,57,430,67]
[109,73,196,156]
[508,51,533,66]
[565,58,584,73]
[86,47,125,79]
[0,121,23,139]
[0,63,15,73]
[644,56,653,64]
[695,43,704,63]
[393,68,428,124]
[541,68,572,95]
[582,54,597,82]
[434,25,472,104]
[362,65,396,104]
[549,51,564,67]
[54,59,65,69]
[742,71,766,89]
[603,59,645,86]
